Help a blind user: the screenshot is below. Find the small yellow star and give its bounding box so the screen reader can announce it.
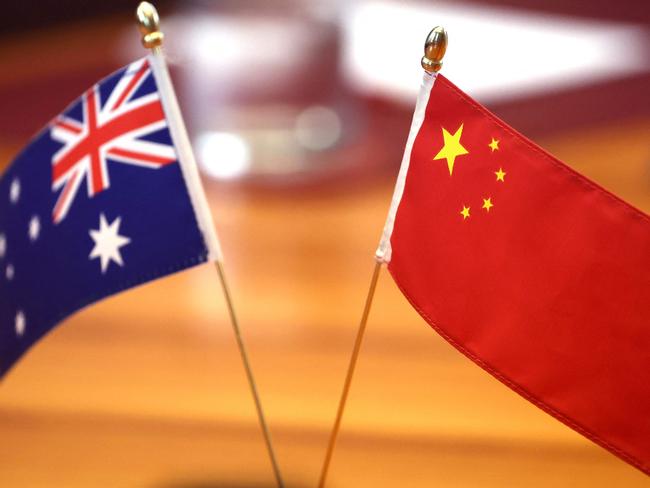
[488,138,500,152]
[434,124,469,176]
[495,168,506,182]
[482,197,494,212]
[460,205,470,220]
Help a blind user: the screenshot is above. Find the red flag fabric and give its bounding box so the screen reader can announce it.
[381,73,650,474]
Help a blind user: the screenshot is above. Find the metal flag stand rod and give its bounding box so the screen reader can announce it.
[316,27,449,488]
[213,260,285,488]
[135,4,285,488]
[316,260,382,488]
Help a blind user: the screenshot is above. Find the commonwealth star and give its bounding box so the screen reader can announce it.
[89,214,131,273]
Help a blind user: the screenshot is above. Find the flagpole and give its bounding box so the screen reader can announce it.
[135,4,285,488]
[316,27,448,488]
[317,260,382,488]
[214,261,285,488]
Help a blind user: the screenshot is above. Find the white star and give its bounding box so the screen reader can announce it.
[9,178,20,204]
[89,214,131,273]
[15,310,26,337]
[0,233,5,258]
[6,264,14,281]
[28,215,41,242]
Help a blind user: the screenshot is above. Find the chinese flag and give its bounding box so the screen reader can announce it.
[380,74,650,474]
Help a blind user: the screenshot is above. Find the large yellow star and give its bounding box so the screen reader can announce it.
[434,124,469,176]
[488,138,499,152]
[495,168,506,182]
[460,205,470,220]
[482,197,494,212]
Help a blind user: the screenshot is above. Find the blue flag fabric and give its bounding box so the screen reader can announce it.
[0,57,216,376]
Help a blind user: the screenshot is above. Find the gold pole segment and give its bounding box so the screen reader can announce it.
[135,3,285,487]
[421,26,448,73]
[317,260,383,488]
[214,262,286,488]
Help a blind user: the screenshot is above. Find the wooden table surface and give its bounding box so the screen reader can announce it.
[0,15,649,488]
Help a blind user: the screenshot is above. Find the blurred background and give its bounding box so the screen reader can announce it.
[0,0,648,486]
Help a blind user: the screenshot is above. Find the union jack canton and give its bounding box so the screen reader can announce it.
[0,56,218,376]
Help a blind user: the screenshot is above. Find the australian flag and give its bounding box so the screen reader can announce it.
[0,56,220,376]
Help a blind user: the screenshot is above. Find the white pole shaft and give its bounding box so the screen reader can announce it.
[375,72,436,263]
[148,49,223,262]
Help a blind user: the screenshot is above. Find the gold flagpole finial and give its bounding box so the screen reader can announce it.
[136,2,164,49]
[421,26,447,73]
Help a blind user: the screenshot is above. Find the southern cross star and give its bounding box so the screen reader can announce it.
[9,178,20,204]
[15,310,26,337]
[28,215,41,242]
[89,214,131,273]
